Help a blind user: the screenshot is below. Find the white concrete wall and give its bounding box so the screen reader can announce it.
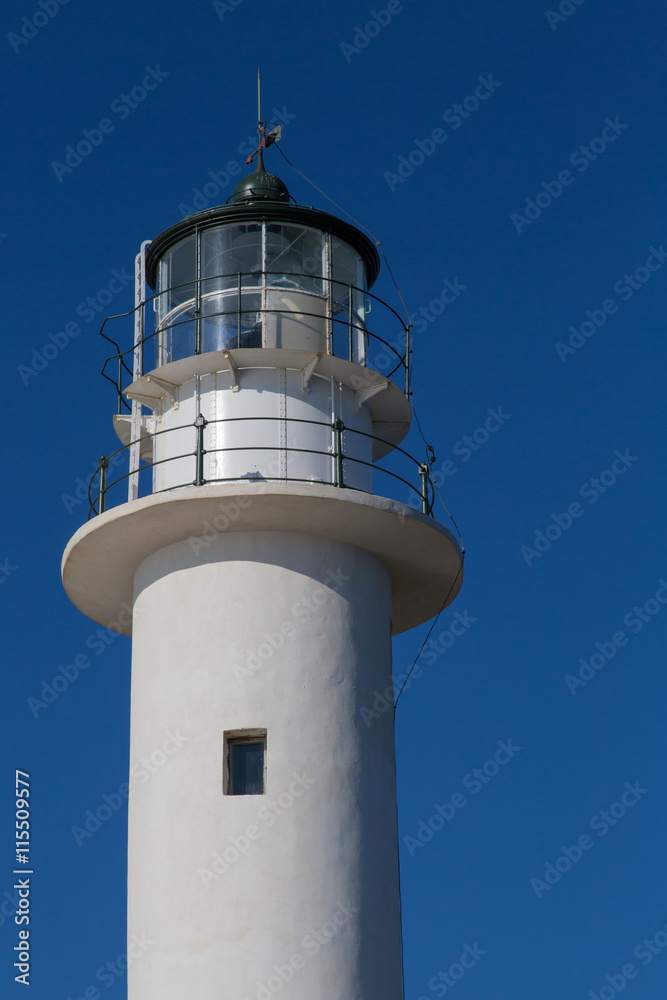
[127,530,403,1000]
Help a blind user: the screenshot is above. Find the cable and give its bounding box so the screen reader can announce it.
[433,479,465,552]
[380,249,412,327]
[275,144,381,243]
[410,401,435,464]
[411,403,429,446]
[392,554,465,709]
[410,404,464,551]
[274,143,413,327]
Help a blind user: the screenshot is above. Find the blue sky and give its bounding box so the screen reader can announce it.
[1,0,666,997]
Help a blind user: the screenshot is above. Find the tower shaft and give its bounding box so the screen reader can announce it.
[127,531,402,999]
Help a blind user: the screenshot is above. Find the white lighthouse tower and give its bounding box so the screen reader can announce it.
[62,124,463,1000]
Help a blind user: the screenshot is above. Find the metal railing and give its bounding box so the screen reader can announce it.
[87,414,433,520]
[99,270,412,413]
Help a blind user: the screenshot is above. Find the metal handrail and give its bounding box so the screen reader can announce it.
[87,414,433,520]
[99,269,410,412]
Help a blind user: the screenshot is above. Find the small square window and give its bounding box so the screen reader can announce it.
[224,730,266,795]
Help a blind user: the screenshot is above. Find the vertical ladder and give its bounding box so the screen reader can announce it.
[128,240,152,501]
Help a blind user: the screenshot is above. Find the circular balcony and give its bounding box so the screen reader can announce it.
[87,412,435,521]
[100,270,411,413]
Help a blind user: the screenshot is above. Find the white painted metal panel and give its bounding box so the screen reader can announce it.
[264,289,328,352]
[153,367,373,493]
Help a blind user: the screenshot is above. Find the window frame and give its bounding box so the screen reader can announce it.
[223,729,267,796]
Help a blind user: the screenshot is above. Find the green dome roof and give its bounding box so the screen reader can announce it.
[230,170,291,205]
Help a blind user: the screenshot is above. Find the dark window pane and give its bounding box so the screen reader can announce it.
[230,741,265,795]
[201,291,262,351]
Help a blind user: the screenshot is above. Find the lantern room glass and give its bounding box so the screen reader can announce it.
[153,222,368,366]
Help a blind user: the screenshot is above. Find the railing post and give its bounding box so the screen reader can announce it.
[348,285,353,362]
[140,298,145,377]
[194,239,202,355]
[333,418,344,488]
[130,243,149,503]
[419,462,429,514]
[99,455,109,514]
[194,414,207,486]
[326,234,333,356]
[326,279,333,356]
[135,240,150,380]
[117,356,123,414]
[237,271,242,348]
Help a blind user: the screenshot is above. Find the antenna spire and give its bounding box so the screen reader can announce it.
[244,70,283,169]
[255,67,265,172]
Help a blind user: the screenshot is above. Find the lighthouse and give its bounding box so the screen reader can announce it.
[62,122,463,1000]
